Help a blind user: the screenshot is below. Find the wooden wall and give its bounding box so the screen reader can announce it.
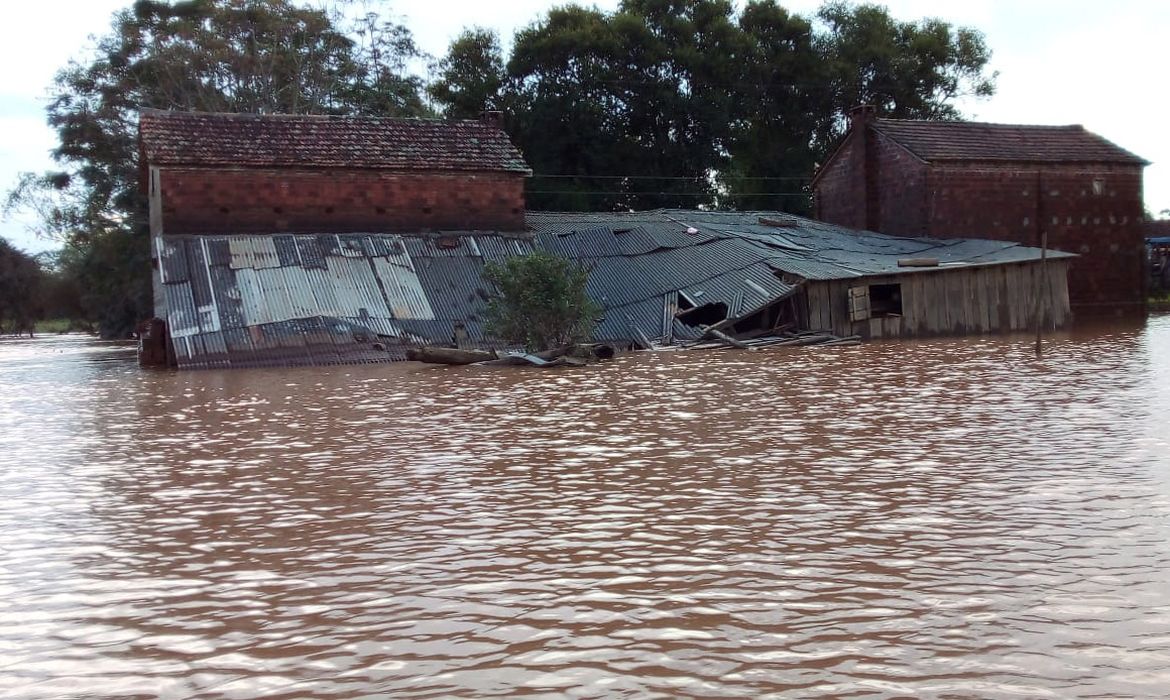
[802,260,1071,339]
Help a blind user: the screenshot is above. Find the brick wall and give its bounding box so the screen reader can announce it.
[815,130,929,234]
[158,168,527,234]
[874,131,929,236]
[814,131,868,230]
[926,163,1146,310]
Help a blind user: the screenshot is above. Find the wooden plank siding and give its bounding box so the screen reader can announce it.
[800,260,1071,339]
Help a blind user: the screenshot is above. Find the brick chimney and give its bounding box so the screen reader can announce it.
[850,105,879,231]
[480,110,504,130]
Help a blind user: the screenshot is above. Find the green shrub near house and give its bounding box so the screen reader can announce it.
[483,251,600,352]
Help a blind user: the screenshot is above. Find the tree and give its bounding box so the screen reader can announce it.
[483,251,600,351]
[816,1,996,123]
[428,28,505,119]
[9,0,429,338]
[432,0,995,213]
[0,239,46,336]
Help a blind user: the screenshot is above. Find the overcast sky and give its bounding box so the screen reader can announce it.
[2,0,1167,254]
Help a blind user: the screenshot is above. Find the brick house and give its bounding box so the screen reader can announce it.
[812,106,1149,313]
[138,109,531,237]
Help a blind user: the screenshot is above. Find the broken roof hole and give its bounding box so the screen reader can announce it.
[675,302,728,328]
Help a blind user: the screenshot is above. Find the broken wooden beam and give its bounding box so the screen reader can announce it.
[702,326,752,349]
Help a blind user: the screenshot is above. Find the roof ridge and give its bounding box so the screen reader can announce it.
[875,117,1085,131]
[139,108,485,126]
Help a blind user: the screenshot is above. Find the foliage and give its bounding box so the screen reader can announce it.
[427,28,505,120]
[482,251,601,351]
[430,0,996,212]
[0,239,47,335]
[8,0,429,338]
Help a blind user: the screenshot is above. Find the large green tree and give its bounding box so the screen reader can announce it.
[430,0,996,212]
[10,0,429,338]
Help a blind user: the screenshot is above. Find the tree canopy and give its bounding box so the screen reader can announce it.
[9,0,430,338]
[430,0,996,211]
[11,0,996,339]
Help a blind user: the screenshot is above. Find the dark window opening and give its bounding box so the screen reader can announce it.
[676,302,728,327]
[869,283,903,317]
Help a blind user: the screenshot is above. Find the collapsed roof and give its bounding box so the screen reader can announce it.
[155,209,1071,368]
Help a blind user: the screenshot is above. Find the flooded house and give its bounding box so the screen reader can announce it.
[140,110,1072,369]
[812,106,1148,314]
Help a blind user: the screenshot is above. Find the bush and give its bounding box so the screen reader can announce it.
[483,251,600,351]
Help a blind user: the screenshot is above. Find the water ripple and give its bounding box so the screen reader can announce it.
[1,321,1170,698]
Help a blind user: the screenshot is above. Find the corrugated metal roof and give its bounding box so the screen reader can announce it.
[158,208,1067,368]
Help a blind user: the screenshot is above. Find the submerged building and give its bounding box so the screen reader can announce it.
[812,107,1148,314]
[140,110,1072,369]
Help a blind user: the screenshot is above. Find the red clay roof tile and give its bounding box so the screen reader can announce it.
[138,110,531,174]
[873,119,1148,165]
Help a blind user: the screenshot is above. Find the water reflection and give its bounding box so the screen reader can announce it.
[1,322,1169,698]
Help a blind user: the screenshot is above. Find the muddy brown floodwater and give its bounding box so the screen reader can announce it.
[2,320,1170,699]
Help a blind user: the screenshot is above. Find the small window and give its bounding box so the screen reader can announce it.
[1092,178,1106,196]
[869,283,903,317]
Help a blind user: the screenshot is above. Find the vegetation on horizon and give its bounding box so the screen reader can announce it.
[5,0,996,339]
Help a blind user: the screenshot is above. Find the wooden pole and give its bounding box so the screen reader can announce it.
[1034,230,1048,357]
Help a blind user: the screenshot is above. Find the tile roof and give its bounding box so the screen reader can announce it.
[138,109,532,174]
[873,119,1149,165]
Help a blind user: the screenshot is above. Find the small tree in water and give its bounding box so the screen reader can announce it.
[483,251,600,351]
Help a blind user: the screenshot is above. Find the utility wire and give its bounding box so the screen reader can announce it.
[531,173,813,181]
[527,190,810,196]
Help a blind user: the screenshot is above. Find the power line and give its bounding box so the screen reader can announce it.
[527,190,811,197]
[531,173,813,181]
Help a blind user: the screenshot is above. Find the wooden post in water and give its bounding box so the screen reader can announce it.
[1034,231,1048,357]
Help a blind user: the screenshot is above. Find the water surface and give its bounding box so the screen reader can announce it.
[2,321,1169,698]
